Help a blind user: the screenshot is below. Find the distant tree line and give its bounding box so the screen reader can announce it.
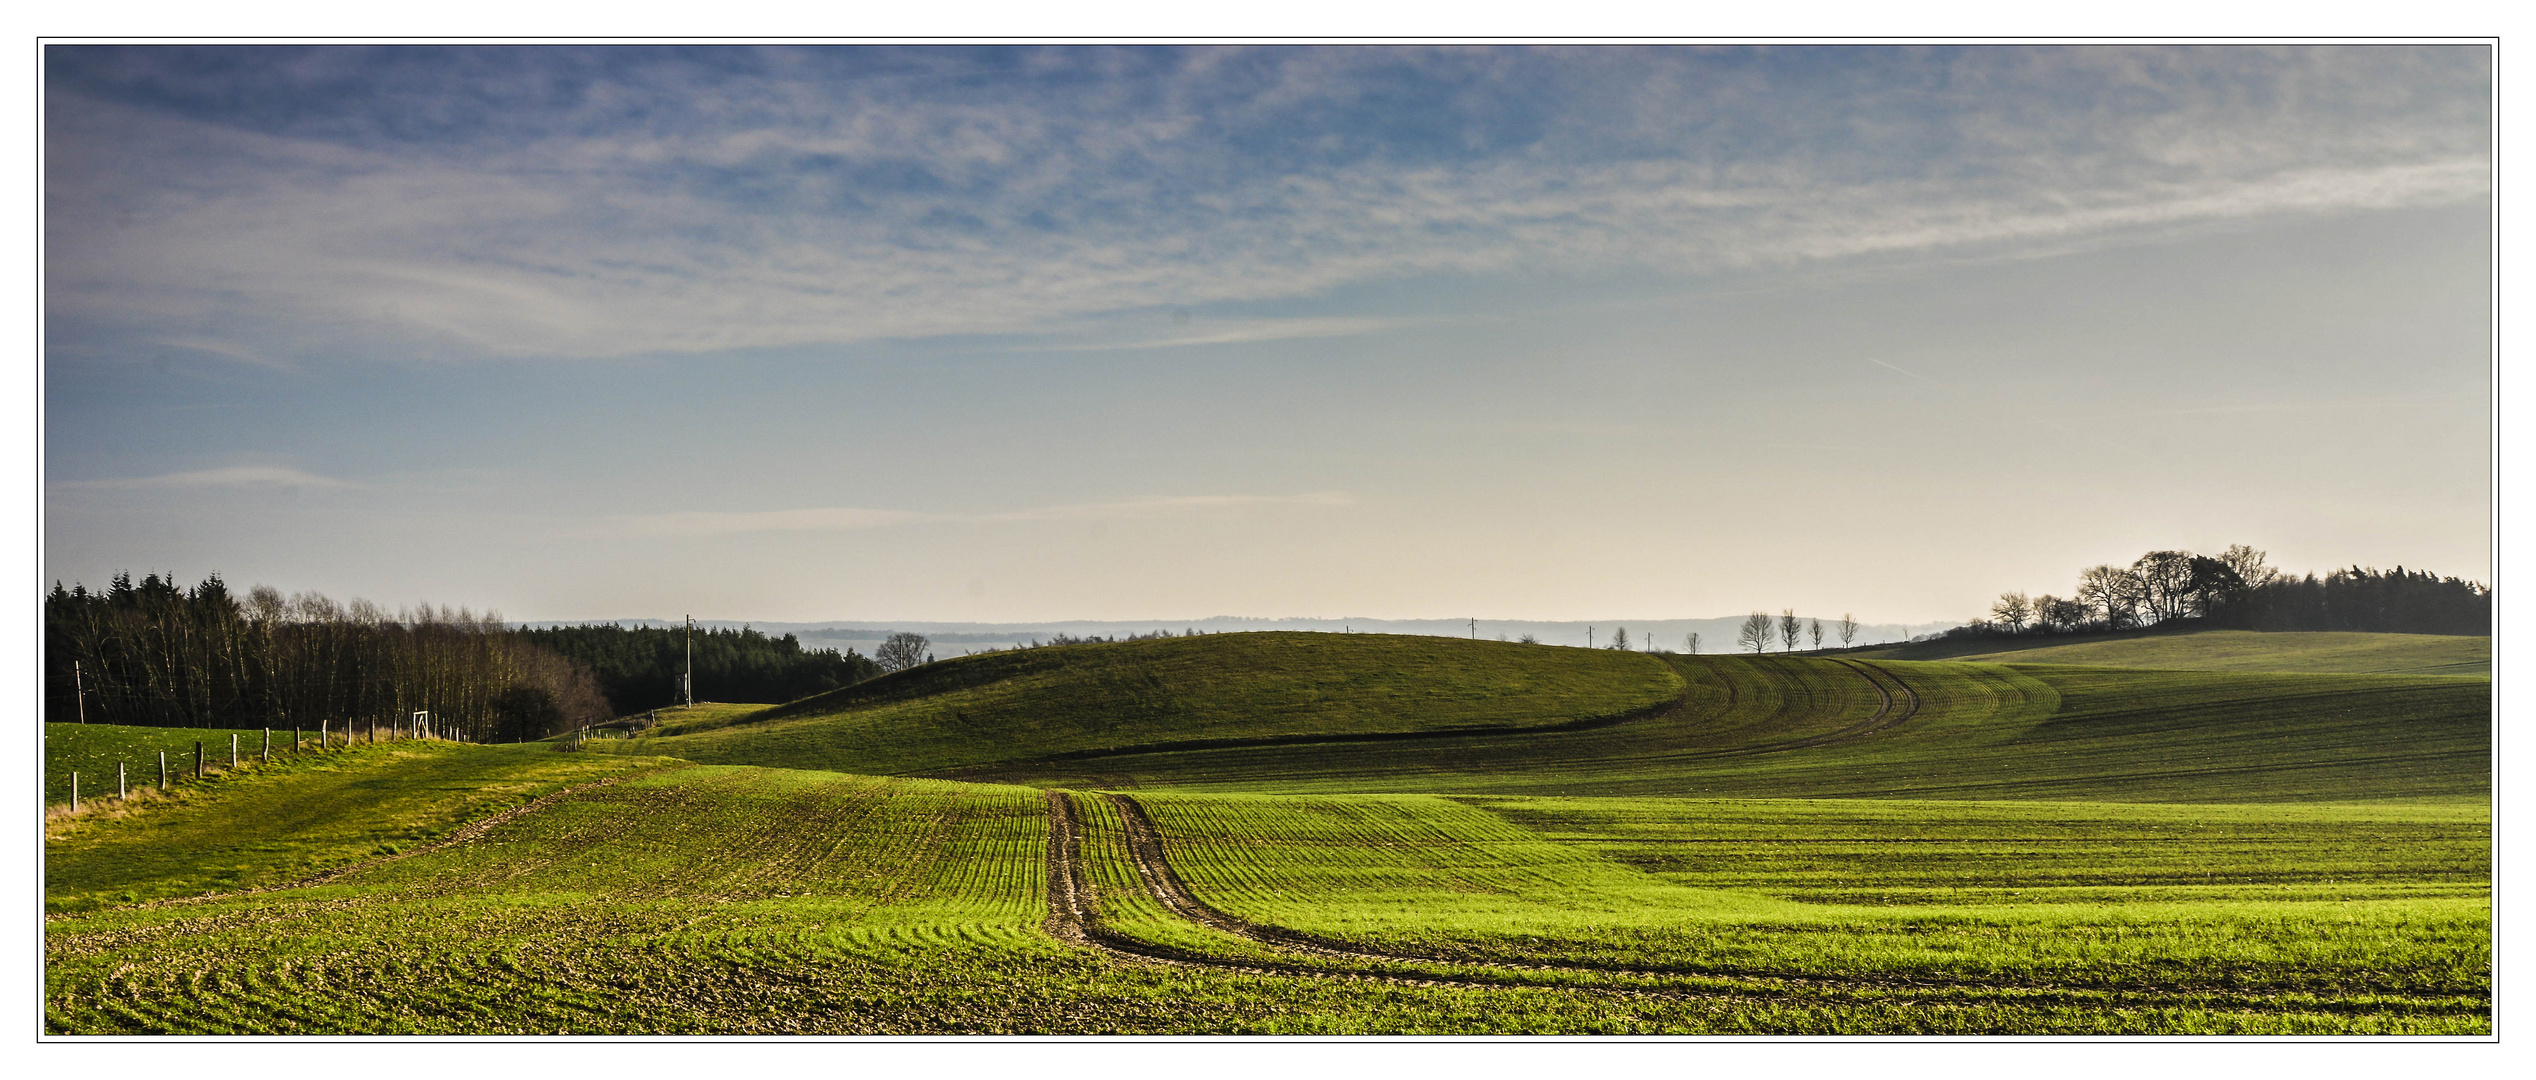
[517,624,883,713]
[46,572,611,741]
[1968,545,2488,640]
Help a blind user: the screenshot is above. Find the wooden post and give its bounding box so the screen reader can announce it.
[231,733,239,769]
[119,761,127,800]
[263,728,271,762]
[69,772,77,812]
[158,751,168,790]
[194,741,203,779]
[294,726,301,752]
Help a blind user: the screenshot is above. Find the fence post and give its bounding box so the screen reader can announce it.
[294,726,301,752]
[119,761,127,800]
[158,751,167,790]
[70,772,77,812]
[231,733,239,769]
[194,741,203,779]
[263,728,271,763]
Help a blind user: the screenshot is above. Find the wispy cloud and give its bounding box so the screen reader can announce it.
[55,465,363,491]
[45,46,2491,361]
[614,492,1354,537]
[1049,316,1422,351]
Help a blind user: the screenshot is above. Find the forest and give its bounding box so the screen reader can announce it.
[45,574,892,736]
[44,572,610,740]
[1970,545,2489,641]
[516,624,881,714]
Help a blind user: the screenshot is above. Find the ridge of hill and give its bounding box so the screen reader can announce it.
[585,631,2487,804]
[1851,628,2488,675]
[588,631,1685,776]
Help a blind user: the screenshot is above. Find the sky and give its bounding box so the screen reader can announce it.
[40,44,2495,625]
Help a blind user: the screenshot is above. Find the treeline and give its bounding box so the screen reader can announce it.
[1969,545,2489,639]
[46,572,611,741]
[517,624,881,714]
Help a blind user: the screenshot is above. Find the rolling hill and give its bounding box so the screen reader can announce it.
[1854,628,2489,675]
[44,625,2491,1034]
[570,631,2485,803]
[586,632,1684,776]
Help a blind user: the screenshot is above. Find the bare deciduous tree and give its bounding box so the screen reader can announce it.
[2133,550,2197,624]
[1738,612,1772,654]
[1610,626,1631,651]
[2219,544,2279,589]
[1685,632,1701,655]
[2077,564,2147,629]
[875,632,931,674]
[1837,613,1858,648]
[1808,618,1823,651]
[1991,591,2032,633]
[1778,610,1801,653]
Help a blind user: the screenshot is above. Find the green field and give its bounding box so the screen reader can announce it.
[590,632,1684,775]
[1857,628,2489,676]
[44,629,2492,1033]
[43,722,281,805]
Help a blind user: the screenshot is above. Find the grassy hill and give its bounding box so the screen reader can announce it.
[586,632,1684,776]
[1854,628,2488,676]
[44,626,2493,1033]
[568,632,2486,803]
[971,655,2489,803]
[45,723,273,805]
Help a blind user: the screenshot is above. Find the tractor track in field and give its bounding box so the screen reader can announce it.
[967,657,1921,785]
[955,672,1704,783]
[1043,790,1708,998]
[1068,790,2481,1015]
[1662,658,1922,761]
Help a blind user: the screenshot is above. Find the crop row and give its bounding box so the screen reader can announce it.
[1119,790,2490,1003]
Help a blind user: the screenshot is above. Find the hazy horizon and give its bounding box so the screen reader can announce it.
[44,45,2494,626]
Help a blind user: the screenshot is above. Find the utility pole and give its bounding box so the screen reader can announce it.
[1469,617,1476,639]
[1587,626,1594,649]
[684,614,695,709]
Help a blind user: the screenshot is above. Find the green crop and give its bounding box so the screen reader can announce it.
[43,630,2493,1034]
[590,631,1683,776]
[984,657,2485,804]
[1860,628,2488,676]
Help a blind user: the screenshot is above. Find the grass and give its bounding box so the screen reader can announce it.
[588,632,1683,776]
[47,752,2484,1033]
[1115,790,2486,1028]
[44,731,665,911]
[615,701,776,737]
[44,722,279,806]
[987,657,2488,803]
[1855,628,2489,676]
[43,631,2495,1033]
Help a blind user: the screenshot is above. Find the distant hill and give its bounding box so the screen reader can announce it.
[588,631,1684,776]
[1849,628,2488,676]
[582,630,2487,804]
[521,615,1961,660]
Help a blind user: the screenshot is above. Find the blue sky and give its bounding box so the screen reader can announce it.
[42,45,2493,623]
